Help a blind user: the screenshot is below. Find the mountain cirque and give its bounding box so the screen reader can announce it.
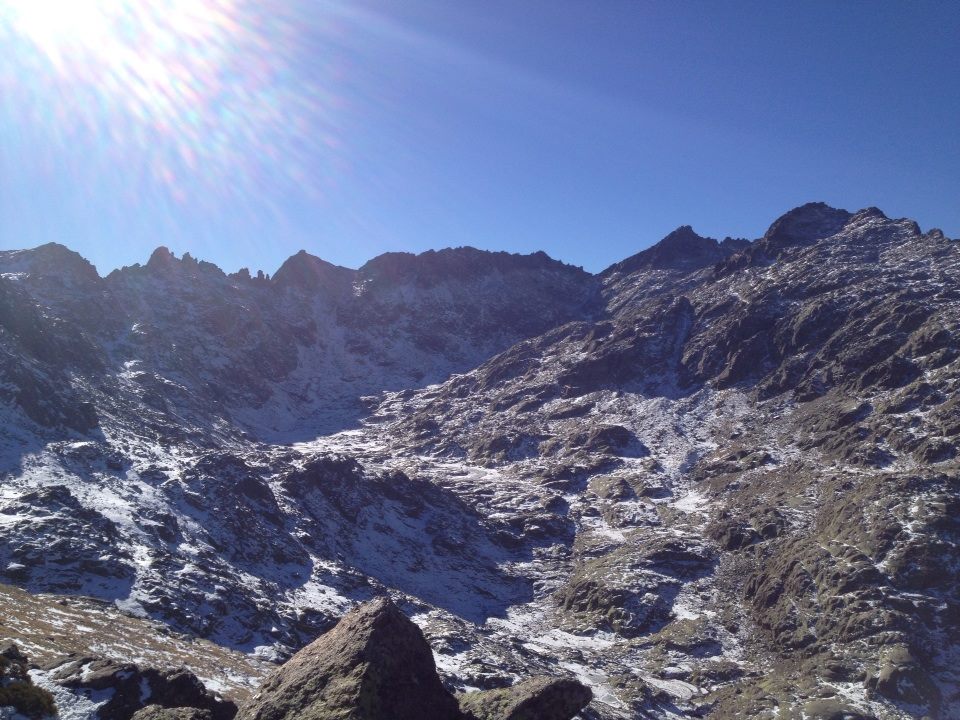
[0,202,958,719]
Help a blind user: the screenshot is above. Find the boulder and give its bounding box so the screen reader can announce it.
[800,699,877,720]
[131,708,213,720]
[866,645,941,712]
[458,676,592,720]
[0,640,29,665]
[44,655,235,720]
[236,597,462,720]
[0,642,57,720]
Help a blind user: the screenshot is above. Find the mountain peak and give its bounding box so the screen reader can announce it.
[762,202,852,249]
[604,225,731,276]
[272,249,354,293]
[139,247,225,280]
[659,224,714,250]
[851,206,888,221]
[146,246,175,266]
[359,246,585,288]
[0,242,101,284]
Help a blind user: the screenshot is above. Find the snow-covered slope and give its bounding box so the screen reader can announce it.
[1,205,958,719]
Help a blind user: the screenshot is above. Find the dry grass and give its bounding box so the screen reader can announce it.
[0,583,273,701]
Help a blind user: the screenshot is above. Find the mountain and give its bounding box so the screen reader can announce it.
[0,205,957,719]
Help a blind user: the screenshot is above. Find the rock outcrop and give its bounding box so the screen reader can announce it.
[131,708,213,720]
[458,676,592,720]
[237,597,462,720]
[237,599,589,720]
[0,642,56,720]
[43,655,236,720]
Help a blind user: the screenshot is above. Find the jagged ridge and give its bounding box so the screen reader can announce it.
[0,204,957,720]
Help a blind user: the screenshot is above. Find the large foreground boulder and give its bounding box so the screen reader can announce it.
[236,597,462,720]
[237,598,592,720]
[458,676,592,720]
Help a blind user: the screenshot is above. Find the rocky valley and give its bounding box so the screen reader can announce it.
[0,203,957,719]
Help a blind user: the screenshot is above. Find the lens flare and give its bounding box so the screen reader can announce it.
[5,0,121,60]
[0,0,339,215]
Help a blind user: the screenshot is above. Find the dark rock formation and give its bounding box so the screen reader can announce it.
[131,708,214,720]
[605,225,739,275]
[271,251,353,297]
[0,642,57,720]
[236,599,590,720]
[236,597,462,720]
[761,202,853,250]
[44,655,236,720]
[458,676,592,720]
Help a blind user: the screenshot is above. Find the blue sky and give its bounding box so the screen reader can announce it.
[1,0,958,275]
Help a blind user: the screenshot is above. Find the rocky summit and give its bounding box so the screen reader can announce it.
[0,203,958,719]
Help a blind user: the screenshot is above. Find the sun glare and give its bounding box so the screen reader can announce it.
[4,0,128,62]
[2,0,238,72]
[0,0,332,209]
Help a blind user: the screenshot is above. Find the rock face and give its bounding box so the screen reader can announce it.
[43,655,236,720]
[458,677,592,720]
[131,709,213,720]
[237,597,461,720]
[1,205,959,720]
[0,642,56,720]
[605,225,746,275]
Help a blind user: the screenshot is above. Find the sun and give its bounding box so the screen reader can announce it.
[1,0,278,193]
[1,0,239,70]
[0,0,333,211]
[3,0,127,66]
[0,0,246,162]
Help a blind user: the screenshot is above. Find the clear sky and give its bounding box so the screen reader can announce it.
[1,0,958,275]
